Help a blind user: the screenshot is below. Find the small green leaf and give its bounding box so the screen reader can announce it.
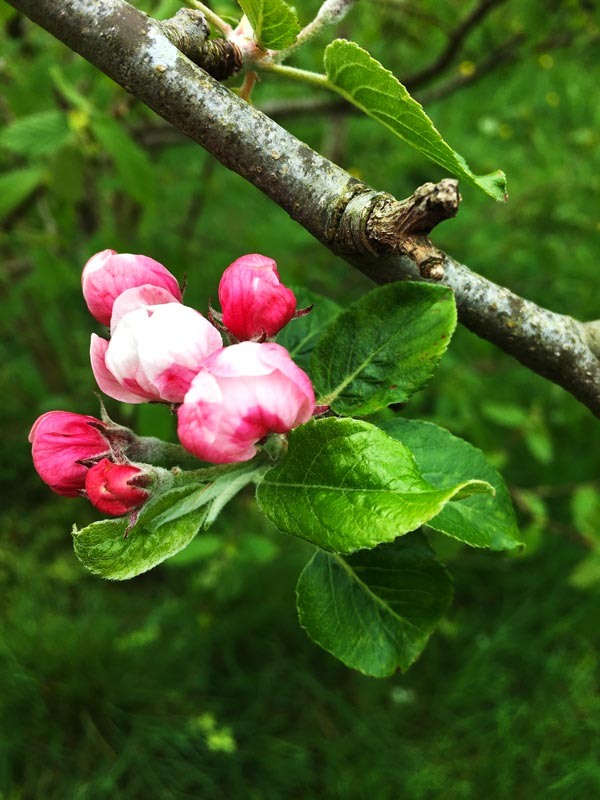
[0,167,45,221]
[72,485,209,581]
[324,40,507,201]
[0,110,72,157]
[297,533,453,677]
[256,417,493,554]
[312,282,456,415]
[276,287,341,372]
[73,464,263,579]
[379,418,521,550]
[238,0,300,50]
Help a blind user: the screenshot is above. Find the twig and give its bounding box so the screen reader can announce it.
[403,0,508,91]
[275,0,357,62]
[6,0,600,416]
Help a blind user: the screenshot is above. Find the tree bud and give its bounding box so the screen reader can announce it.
[218,254,297,340]
[29,411,110,497]
[85,458,151,516]
[82,249,182,326]
[177,341,315,463]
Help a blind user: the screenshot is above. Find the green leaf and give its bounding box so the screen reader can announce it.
[571,485,600,545]
[378,418,521,551]
[91,117,156,205]
[238,0,300,50]
[524,412,553,465]
[0,110,72,157]
[297,533,453,677]
[276,287,341,372]
[324,40,507,201]
[481,401,528,428]
[73,464,263,580]
[311,282,456,415]
[0,167,45,221]
[72,485,208,580]
[256,417,493,554]
[49,65,95,114]
[569,551,600,590]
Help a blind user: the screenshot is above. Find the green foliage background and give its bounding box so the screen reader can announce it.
[1,0,599,797]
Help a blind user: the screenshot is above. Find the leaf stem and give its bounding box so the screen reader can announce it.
[258,62,331,90]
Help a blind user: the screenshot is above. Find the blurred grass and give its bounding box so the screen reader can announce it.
[2,502,599,799]
[1,0,600,797]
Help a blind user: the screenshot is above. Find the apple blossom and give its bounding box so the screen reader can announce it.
[177,341,315,464]
[218,254,297,340]
[110,284,181,334]
[85,458,150,516]
[82,249,182,326]
[91,302,223,404]
[29,411,110,497]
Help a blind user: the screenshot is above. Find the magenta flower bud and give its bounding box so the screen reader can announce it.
[82,249,182,326]
[85,458,150,516]
[91,303,223,404]
[29,411,110,497]
[218,254,297,340]
[177,341,315,464]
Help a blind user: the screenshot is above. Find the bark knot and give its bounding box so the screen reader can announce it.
[366,178,460,245]
[159,8,242,80]
[367,179,460,279]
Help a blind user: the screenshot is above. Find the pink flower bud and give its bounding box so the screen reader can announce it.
[218,254,297,340]
[85,458,150,516]
[91,303,223,404]
[110,285,181,334]
[29,411,109,497]
[82,250,182,326]
[177,341,315,464]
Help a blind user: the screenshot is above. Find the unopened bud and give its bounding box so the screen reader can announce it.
[218,254,297,341]
[84,458,152,516]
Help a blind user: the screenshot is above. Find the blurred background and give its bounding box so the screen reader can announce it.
[1,0,600,797]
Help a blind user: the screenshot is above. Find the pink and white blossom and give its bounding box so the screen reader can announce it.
[110,284,180,334]
[91,302,223,404]
[177,341,315,464]
[29,411,109,497]
[85,458,150,516]
[218,253,297,340]
[82,249,182,325]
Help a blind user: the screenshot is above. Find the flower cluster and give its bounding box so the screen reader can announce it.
[30,250,315,516]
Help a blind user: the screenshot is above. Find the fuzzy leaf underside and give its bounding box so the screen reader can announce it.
[73,463,264,579]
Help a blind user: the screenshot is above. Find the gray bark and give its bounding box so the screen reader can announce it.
[7,0,600,416]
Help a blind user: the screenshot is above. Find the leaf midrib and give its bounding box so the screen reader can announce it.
[331,552,424,634]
